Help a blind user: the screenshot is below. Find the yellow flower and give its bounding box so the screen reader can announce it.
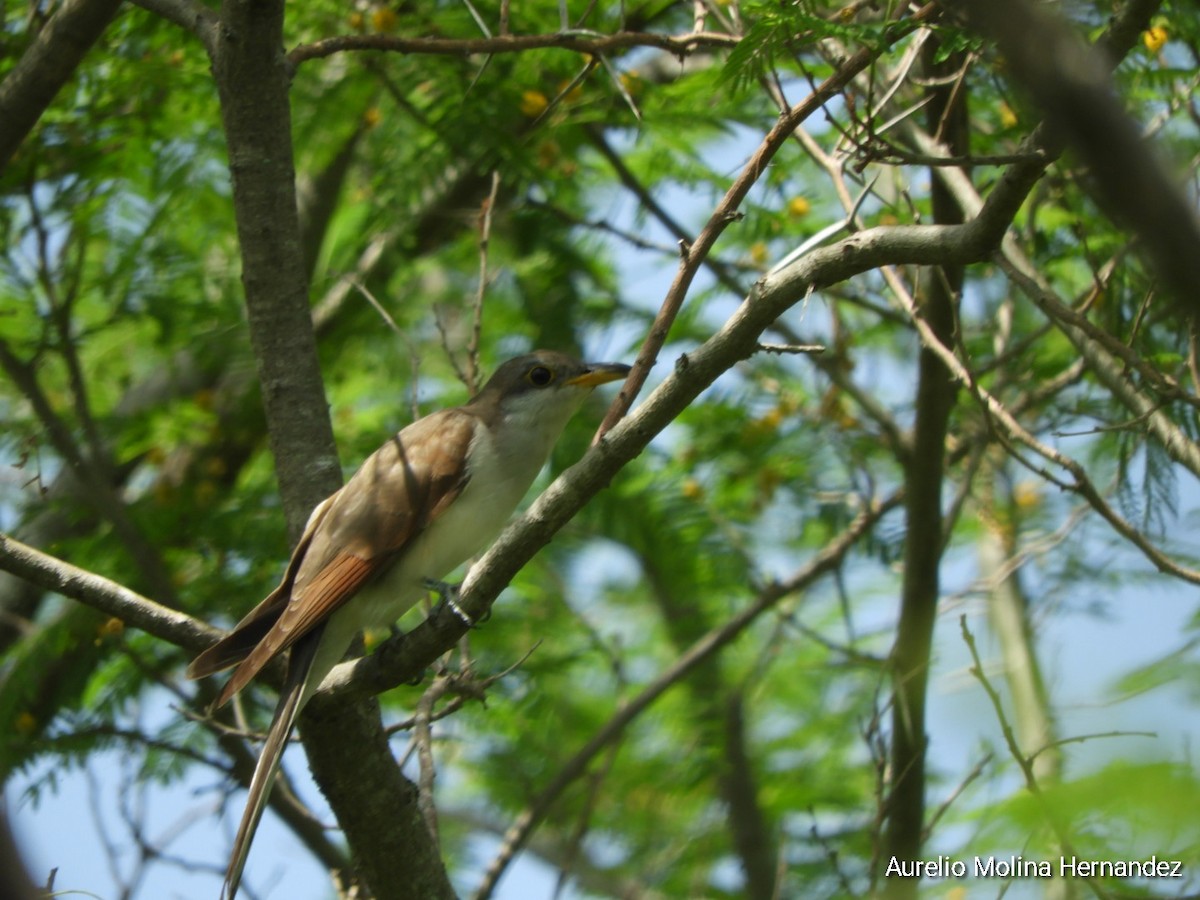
[520,90,549,118]
[194,480,218,506]
[536,141,560,168]
[757,406,784,431]
[682,478,704,500]
[193,388,215,410]
[364,107,382,128]
[1144,25,1168,53]
[749,241,769,266]
[999,101,1018,129]
[756,467,783,499]
[787,196,811,218]
[1013,481,1041,510]
[97,617,125,640]
[371,7,398,33]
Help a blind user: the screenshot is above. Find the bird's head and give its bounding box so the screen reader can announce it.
[470,350,631,436]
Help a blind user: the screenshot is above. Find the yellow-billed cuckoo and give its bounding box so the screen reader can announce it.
[187,350,630,899]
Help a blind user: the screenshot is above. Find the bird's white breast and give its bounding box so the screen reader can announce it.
[343,416,550,632]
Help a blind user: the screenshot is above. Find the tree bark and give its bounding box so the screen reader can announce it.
[212,0,340,541]
[210,1,452,895]
[303,693,459,900]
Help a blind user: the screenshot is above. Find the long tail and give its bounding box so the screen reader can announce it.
[221,628,322,900]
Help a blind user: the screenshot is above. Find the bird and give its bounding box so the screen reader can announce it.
[186,350,630,899]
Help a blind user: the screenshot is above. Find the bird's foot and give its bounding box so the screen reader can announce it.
[422,577,477,628]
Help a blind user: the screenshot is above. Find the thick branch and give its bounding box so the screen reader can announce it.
[946,0,1200,310]
[0,0,124,173]
[207,2,465,895]
[300,693,456,900]
[883,39,967,892]
[130,0,220,54]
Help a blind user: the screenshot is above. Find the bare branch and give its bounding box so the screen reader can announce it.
[0,340,181,606]
[288,29,738,68]
[0,532,216,654]
[887,271,1200,585]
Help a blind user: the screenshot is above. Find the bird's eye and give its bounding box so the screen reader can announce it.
[527,365,554,386]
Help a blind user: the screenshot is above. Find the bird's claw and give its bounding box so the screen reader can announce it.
[421,577,457,597]
[422,577,476,628]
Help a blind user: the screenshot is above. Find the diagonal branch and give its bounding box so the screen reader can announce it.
[594,2,941,438]
[325,188,1025,706]
[130,0,220,55]
[0,532,216,654]
[0,0,125,173]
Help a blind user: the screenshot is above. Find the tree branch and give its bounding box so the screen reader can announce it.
[288,29,738,68]
[0,0,125,173]
[322,214,1022,706]
[0,339,181,607]
[212,0,341,541]
[0,532,216,654]
[130,0,220,55]
[882,36,967,892]
[595,2,941,438]
[469,492,899,900]
[944,0,1200,311]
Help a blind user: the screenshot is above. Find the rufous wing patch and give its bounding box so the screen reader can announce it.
[214,553,377,708]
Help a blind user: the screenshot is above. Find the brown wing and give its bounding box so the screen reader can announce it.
[186,496,336,680]
[189,408,478,705]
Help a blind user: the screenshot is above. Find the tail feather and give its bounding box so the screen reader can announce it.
[221,628,322,900]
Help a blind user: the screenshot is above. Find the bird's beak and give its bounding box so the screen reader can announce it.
[566,362,632,388]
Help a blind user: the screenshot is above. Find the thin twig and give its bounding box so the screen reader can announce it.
[960,615,1114,899]
[593,3,940,441]
[468,171,503,394]
[288,29,738,68]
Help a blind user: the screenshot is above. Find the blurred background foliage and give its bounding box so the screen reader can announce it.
[2,0,1200,898]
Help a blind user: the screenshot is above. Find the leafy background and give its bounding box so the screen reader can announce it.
[2,1,1200,898]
